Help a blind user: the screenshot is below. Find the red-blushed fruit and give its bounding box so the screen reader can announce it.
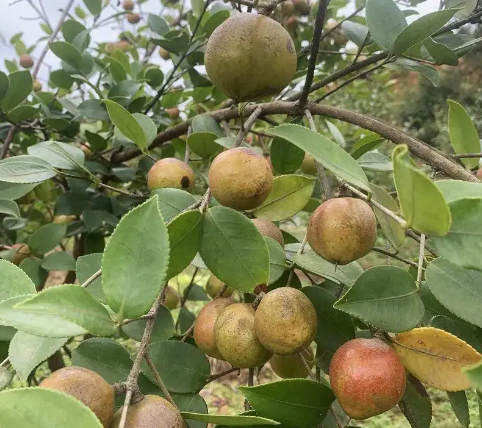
[476,168,482,180]
[252,218,284,246]
[10,243,30,265]
[40,367,115,427]
[167,107,180,119]
[19,54,34,69]
[307,197,377,265]
[159,47,171,60]
[209,147,273,211]
[329,338,406,420]
[147,158,195,191]
[122,0,134,10]
[127,13,140,24]
[193,298,232,359]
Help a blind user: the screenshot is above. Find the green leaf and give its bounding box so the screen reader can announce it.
[142,341,210,393]
[294,250,362,286]
[85,131,107,152]
[27,141,85,170]
[72,338,132,384]
[50,69,74,89]
[431,198,482,271]
[0,182,36,200]
[0,155,56,184]
[425,258,482,328]
[393,9,457,55]
[152,188,196,222]
[49,41,83,68]
[41,251,76,271]
[385,59,439,87]
[357,152,393,172]
[0,366,13,391]
[109,57,127,82]
[0,260,36,302]
[447,0,477,18]
[252,175,316,221]
[0,71,9,100]
[393,144,451,235]
[62,20,87,44]
[341,21,369,47]
[181,413,280,426]
[267,125,369,192]
[78,99,109,121]
[148,14,169,35]
[436,180,482,203]
[0,388,103,428]
[7,105,39,123]
[104,100,147,152]
[0,70,32,112]
[350,133,384,159]
[19,259,47,290]
[398,374,432,428]
[187,133,223,158]
[122,305,174,343]
[166,210,203,279]
[0,295,86,338]
[199,206,269,293]
[9,331,67,380]
[424,37,459,66]
[463,360,482,391]
[448,100,480,169]
[240,379,335,428]
[102,196,170,319]
[82,0,102,16]
[204,10,230,36]
[145,67,164,88]
[302,286,355,353]
[448,391,470,428]
[334,266,424,332]
[28,223,67,255]
[369,183,405,249]
[265,237,286,285]
[16,285,116,337]
[430,315,482,354]
[76,253,103,302]
[270,137,304,175]
[366,0,407,53]
[0,199,20,218]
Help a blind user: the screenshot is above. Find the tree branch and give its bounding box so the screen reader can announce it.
[416,234,426,290]
[80,269,101,288]
[371,247,418,268]
[0,125,16,160]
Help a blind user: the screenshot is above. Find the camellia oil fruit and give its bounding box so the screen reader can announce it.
[40,366,115,427]
[329,338,406,420]
[206,275,234,299]
[147,158,195,191]
[254,287,317,355]
[209,147,273,211]
[270,346,315,378]
[307,197,377,265]
[252,218,284,246]
[204,13,297,102]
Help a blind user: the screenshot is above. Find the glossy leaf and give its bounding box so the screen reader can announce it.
[50,41,83,68]
[393,327,482,391]
[398,374,432,428]
[357,152,392,172]
[187,133,223,158]
[0,155,55,184]
[76,253,103,302]
[0,260,36,302]
[270,137,305,175]
[7,105,39,123]
[122,305,174,343]
[252,175,316,221]
[153,188,197,222]
[27,141,85,170]
[448,100,480,169]
[385,59,439,87]
[424,37,459,66]
[41,251,76,271]
[148,14,169,35]
[83,0,102,15]
[341,21,369,47]
[0,199,19,218]
[240,379,335,428]
[448,391,470,428]
[28,223,67,255]
[267,125,369,192]
[0,182,36,200]
[436,180,482,203]
[393,144,451,235]
[265,237,286,285]
[0,70,32,112]
[334,266,424,332]
[199,206,269,292]
[0,71,9,100]
[181,413,280,426]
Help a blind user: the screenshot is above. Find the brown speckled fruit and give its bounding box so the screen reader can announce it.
[270,346,315,378]
[194,298,232,359]
[255,287,317,355]
[215,303,272,368]
[19,54,34,69]
[147,158,195,191]
[330,338,406,420]
[307,197,377,265]
[159,47,171,60]
[33,80,42,92]
[111,395,184,428]
[209,147,273,210]
[11,243,30,265]
[40,367,114,427]
[252,218,284,246]
[163,285,180,310]
[127,13,141,24]
[205,13,297,102]
[206,275,234,299]
[122,0,134,10]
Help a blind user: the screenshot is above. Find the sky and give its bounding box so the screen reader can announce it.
[0,0,439,84]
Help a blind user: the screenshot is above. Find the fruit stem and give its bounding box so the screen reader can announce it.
[299,351,316,380]
[145,352,177,408]
[416,234,426,291]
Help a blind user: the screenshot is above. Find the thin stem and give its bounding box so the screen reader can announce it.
[298,0,331,106]
[416,234,426,290]
[451,153,482,159]
[1,125,16,160]
[180,323,195,342]
[180,267,199,306]
[98,182,145,199]
[205,367,239,384]
[80,269,101,288]
[372,247,418,268]
[245,368,254,410]
[144,353,177,407]
[287,235,307,287]
[299,351,316,380]
[352,31,370,65]
[234,106,263,148]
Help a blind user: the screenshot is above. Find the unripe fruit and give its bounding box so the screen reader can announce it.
[300,154,317,175]
[123,0,134,10]
[40,367,115,427]
[283,16,299,33]
[282,1,296,16]
[307,197,377,265]
[206,275,234,299]
[252,218,284,246]
[159,47,171,60]
[33,80,42,92]
[81,144,93,158]
[53,215,77,224]
[11,243,30,265]
[205,13,297,102]
[215,303,272,368]
[147,158,195,191]
[329,338,406,420]
[163,285,180,310]
[19,54,34,69]
[127,13,140,24]
[194,298,232,359]
[209,147,273,211]
[117,40,131,51]
[255,287,317,355]
[293,0,310,15]
[270,346,314,378]
[34,180,52,202]
[111,395,184,428]
[167,107,180,120]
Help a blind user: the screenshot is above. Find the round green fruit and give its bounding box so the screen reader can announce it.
[206,275,233,299]
[163,285,180,310]
[270,346,315,378]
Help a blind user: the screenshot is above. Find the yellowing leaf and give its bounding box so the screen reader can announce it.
[393,327,482,391]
